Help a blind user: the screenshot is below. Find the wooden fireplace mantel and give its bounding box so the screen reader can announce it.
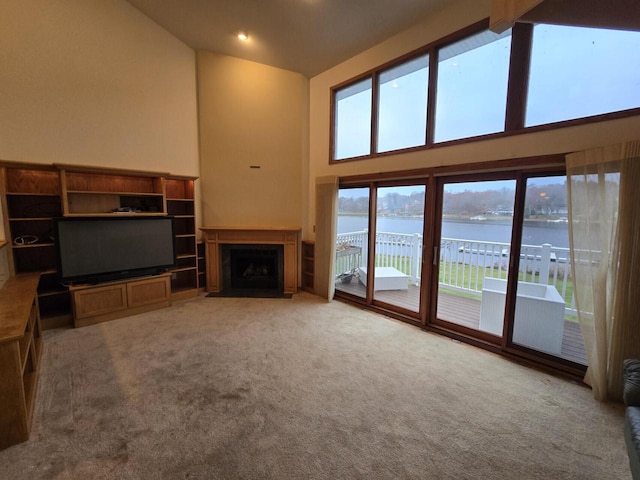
[200,227,300,294]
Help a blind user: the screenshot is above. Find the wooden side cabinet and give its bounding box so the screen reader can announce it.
[70,273,171,328]
[0,273,42,450]
[301,241,315,293]
[165,176,199,301]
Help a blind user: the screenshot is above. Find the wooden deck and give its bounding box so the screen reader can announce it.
[335,281,587,365]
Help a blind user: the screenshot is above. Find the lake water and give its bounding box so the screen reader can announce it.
[338,215,569,249]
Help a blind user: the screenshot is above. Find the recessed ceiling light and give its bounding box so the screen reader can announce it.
[237,31,249,41]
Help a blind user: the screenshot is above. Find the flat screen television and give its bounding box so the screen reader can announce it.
[54,216,176,285]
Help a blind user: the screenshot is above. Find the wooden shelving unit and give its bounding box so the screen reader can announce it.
[0,273,42,450]
[301,241,315,293]
[165,176,199,301]
[0,163,201,328]
[197,242,206,292]
[58,165,168,216]
[0,166,72,328]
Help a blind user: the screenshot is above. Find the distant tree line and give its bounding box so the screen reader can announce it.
[339,183,568,218]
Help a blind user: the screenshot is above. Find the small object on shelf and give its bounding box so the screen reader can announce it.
[112,207,140,213]
[13,235,39,245]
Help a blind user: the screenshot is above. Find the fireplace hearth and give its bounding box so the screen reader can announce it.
[221,244,284,292]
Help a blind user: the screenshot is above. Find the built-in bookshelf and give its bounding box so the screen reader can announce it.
[0,166,71,328]
[0,163,200,328]
[165,176,199,301]
[197,242,206,291]
[301,241,315,293]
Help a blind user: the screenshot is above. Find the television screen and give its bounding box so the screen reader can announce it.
[54,216,176,284]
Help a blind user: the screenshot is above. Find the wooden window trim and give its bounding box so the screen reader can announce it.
[329,17,640,165]
[338,154,565,186]
[334,157,585,380]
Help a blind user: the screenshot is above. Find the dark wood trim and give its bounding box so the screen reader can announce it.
[426,48,438,145]
[328,88,336,164]
[335,160,588,380]
[429,316,503,345]
[329,19,488,94]
[334,292,424,329]
[331,104,640,165]
[329,19,489,164]
[502,171,526,349]
[369,179,429,321]
[521,106,640,131]
[334,294,586,381]
[328,15,640,165]
[420,175,437,325]
[0,161,58,171]
[366,186,377,302]
[329,75,375,165]
[338,154,565,185]
[370,72,380,155]
[437,18,491,49]
[505,23,533,131]
[425,321,587,380]
[501,167,586,374]
[429,176,444,326]
[53,163,170,178]
[330,72,374,97]
[429,170,520,337]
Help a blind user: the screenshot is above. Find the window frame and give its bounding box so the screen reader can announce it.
[376,52,430,154]
[329,19,640,164]
[335,155,588,380]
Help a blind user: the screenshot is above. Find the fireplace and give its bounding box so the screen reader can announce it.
[221,244,284,292]
[200,227,300,295]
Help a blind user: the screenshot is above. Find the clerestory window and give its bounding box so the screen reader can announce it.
[526,24,640,127]
[330,20,640,163]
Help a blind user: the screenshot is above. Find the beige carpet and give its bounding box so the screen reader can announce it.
[0,293,630,479]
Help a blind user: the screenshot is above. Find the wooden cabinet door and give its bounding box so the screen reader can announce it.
[72,283,127,320]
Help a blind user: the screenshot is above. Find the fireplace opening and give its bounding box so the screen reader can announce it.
[221,244,284,293]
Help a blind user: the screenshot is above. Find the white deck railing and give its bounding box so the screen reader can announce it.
[336,230,575,314]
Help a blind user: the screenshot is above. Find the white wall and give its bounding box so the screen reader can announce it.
[307,0,640,239]
[0,0,199,177]
[197,51,308,229]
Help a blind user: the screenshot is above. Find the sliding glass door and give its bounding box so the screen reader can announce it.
[335,183,428,318]
[335,187,369,300]
[334,164,587,373]
[511,175,587,365]
[434,178,516,336]
[372,185,426,313]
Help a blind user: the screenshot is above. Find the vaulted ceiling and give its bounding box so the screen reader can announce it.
[125,0,453,77]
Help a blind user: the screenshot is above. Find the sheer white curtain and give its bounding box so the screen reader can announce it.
[566,141,640,401]
[314,176,338,300]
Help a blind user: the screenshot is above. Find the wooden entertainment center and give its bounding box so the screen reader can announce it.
[0,163,204,330]
[0,162,203,449]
